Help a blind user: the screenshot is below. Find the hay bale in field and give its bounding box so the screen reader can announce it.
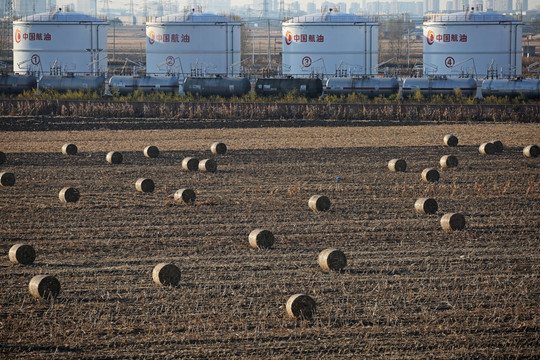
[440,155,458,168]
[441,213,466,231]
[444,134,458,147]
[153,263,181,286]
[479,142,495,155]
[0,151,6,165]
[414,197,438,215]
[106,151,123,164]
[309,195,331,212]
[0,172,15,186]
[318,248,347,271]
[491,140,503,153]
[182,157,199,171]
[61,143,77,155]
[174,188,196,204]
[59,187,80,203]
[249,229,275,249]
[143,145,160,158]
[29,275,60,299]
[286,294,316,320]
[135,178,155,193]
[199,159,217,173]
[8,244,36,265]
[523,145,539,158]
[388,159,407,172]
[421,168,440,182]
[211,142,227,155]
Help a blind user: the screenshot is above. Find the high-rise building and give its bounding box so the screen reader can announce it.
[424,0,440,13]
[350,2,361,13]
[13,0,55,17]
[307,1,316,13]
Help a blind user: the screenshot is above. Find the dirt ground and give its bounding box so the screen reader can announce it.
[1,122,539,358]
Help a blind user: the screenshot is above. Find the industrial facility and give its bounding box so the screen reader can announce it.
[0,3,539,98]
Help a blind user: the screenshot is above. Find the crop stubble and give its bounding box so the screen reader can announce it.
[0,123,539,358]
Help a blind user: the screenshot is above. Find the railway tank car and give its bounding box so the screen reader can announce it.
[401,77,477,97]
[255,77,323,98]
[183,76,251,97]
[325,77,399,97]
[108,75,180,94]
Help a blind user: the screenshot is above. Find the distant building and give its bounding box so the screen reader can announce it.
[307,2,317,13]
[14,0,56,17]
[424,0,440,13]
[350,2,361,13]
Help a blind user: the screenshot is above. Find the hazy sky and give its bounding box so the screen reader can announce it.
[102,0,540,12]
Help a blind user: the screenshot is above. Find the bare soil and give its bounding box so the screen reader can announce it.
[1,122,539,358]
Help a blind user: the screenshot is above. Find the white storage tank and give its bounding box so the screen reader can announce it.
[145,10,242,76]
[13,9,108,76]
[282,9,378,77]
[423,9,522,77]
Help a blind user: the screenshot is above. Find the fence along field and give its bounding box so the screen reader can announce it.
[1,123,539,358]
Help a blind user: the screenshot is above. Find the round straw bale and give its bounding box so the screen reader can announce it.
[211,142,227,155]
[414,197,438,215]
[388,159,407,172]
[59,187,80,203]
[479,142,495,155]
[441,213,466,231]
[144,145,159,158]
[174,188,196,204]
[308,195,331,212]
[440,155,458,168]
[106,151,123,164]
[182,157,199,171]
[0,172,15,186]
[152,263,181,286]
[491,140,503,153]
[199,158,217,172]
[29,275,61,300]
[421,168,440,182]
[136,178,155,193]
[61,143,77,155]
[318,248,347,271]
[249,229,275,249]
[9,244,36,265]
[444,134,458,147]
[286,294,316,320]
[0,151,6,165]
[523,145,539,158]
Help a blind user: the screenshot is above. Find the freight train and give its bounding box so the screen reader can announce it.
[1,73,539,99]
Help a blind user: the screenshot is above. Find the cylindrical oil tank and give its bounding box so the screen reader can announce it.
[39,75,104,91]
[481,78,540,98]
[402,77,477,97]
[255,78,323,98]
[282,9,378,77]
[325,77,399,97]
[109,75,179,94]
[146,10,242,76]
[183,77,250,97]
[13,9,108,75]
[423,10,522,77]
[0,74,36,93]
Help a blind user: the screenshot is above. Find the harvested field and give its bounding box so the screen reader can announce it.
[1,121,539,358]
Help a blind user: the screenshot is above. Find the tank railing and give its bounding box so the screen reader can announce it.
[284,15,377,24]
[146,15,238,23]
[157,56,184,76]
[423,13,521,23]
[15,14,107,22]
